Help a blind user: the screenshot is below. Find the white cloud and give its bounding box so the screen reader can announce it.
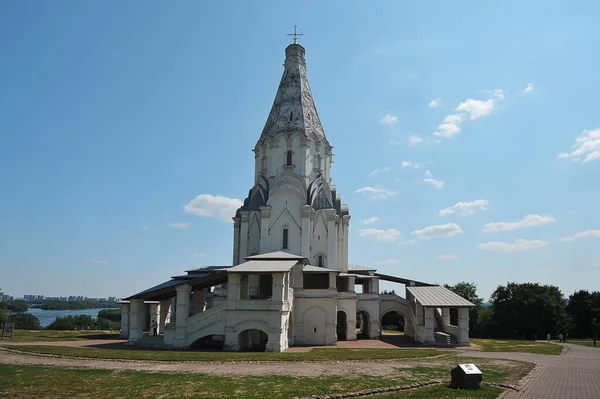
[142,225,150,230]
[191,253,205,257]
[380,114,398,126]
[409,135,422,144]
[423,171,444,189]
[355,186,397,200]
[477,239,547,252]
[411,223,463,240]
[558,129,600,163]
[455,98,495,120]
[184,194,243,222]
[523,83,534,93]
[428,98,441,108]
[559,230,600,242]
[437,254,459,261]
[375,258,402,265]
[89,259,108,265]
[440,200,488,217]
[433,89,504,140]
[361,217,379,225]
[433,114,463,138]
[397,239,417,246]
[388,139,401,146]
[359,228,402,242]
[170,222,192,229]
[401,161,412,168]
[369,167,390,176]
[592,263,600,269]
[482,214,556,233]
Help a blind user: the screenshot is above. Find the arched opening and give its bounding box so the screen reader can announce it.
[356,310,370,339]
[238,329,268,352]
[381,311,405,334]
[337,310,348,341]
[286,150,293,166]
[189,334,225,350]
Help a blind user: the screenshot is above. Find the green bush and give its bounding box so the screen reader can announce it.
[98,308,121,323]
[9,312,41,330]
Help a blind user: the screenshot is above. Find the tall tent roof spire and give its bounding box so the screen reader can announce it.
[258,43,327,143]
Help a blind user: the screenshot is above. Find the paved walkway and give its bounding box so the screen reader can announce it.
[462,343,600,399]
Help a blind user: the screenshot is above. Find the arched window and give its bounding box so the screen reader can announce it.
[318,255,323,267]
[286,150,292,166]
[282,228,289,249]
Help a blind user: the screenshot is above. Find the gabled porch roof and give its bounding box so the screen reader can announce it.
[406,285,475,307]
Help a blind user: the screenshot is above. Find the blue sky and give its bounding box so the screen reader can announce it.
[1,1,599,300]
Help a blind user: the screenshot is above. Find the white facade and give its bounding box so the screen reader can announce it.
[122,43,473,352]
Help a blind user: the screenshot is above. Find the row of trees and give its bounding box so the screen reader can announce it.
[445,282,600,339]
[0,288,121,330]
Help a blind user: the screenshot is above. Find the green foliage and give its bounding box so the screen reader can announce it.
[0,300,31,312]
[0,309,8,324]
[566,290,600,338]
[490,282,568,339]
[41,300,119,310]
[46,314,120,331]
[97,308,121,322]
[8,312,41,329]
[381,311,405,331]
[444,282,485,336]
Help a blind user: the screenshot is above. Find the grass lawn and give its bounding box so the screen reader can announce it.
[0,330,121,342]
[382,330,405,335]
[566,339,600,348]
[0,357,532,399]
[471,339,563,355]
[1,346,448,362]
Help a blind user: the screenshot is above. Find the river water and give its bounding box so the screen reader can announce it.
[25,308,119,327]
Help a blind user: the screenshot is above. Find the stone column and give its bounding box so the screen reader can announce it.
[173,284,191,348]
[159,299,171,332]
[457,307,470,346]
[442,308,450,326]
[341,215,350,272]
[328,272,337,290]
[270,272,285,310]
[193,289,206,315]
[326,209,338,270]
[227,273,241,309]
[424,307,436,344]
[120,302,130,338]
[371,278,380,294]
[170,297,177,324]
[239,211,250,261]
[260,206,271,254]
[232,217,241,265]
[127,299,144,345]
[348,276,356,292]
[300,205,312,259]
[149,302,160,335]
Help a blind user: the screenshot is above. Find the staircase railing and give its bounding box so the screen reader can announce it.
[186,303,227,333]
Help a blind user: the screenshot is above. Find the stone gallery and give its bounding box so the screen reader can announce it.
[120,42,474,352]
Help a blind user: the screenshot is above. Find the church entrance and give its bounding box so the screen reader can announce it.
[356,310,370,339]
[336,311,347,341]
[238,329,268,351]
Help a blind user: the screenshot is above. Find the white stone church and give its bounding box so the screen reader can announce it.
[121,42,474,352]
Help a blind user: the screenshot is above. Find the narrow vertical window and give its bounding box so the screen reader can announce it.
[318,255,323,267]
[282,228,289,249]
[286,150,292,166]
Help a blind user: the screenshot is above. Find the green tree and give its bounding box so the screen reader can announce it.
[9,313,41,329]
[444,282,484,336]
[566,290,600,338]
[98,308,121,323]
[490,282,568,339]
[0,287,8,324]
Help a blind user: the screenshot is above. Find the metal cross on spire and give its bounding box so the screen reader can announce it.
[287,25,303,44]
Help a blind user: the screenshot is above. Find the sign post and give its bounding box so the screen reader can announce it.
[1,322,15,340]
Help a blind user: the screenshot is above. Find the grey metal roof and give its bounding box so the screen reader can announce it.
[406,286,475,307]
[244,251,306,261]
[302,265,339,273]
[228,260,297,273]
[348,264,376,271]
[126,279,186,300]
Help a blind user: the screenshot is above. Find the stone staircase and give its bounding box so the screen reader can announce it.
[434,328,457,346]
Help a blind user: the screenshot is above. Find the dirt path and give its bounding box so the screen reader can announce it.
[0,345,458,378]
